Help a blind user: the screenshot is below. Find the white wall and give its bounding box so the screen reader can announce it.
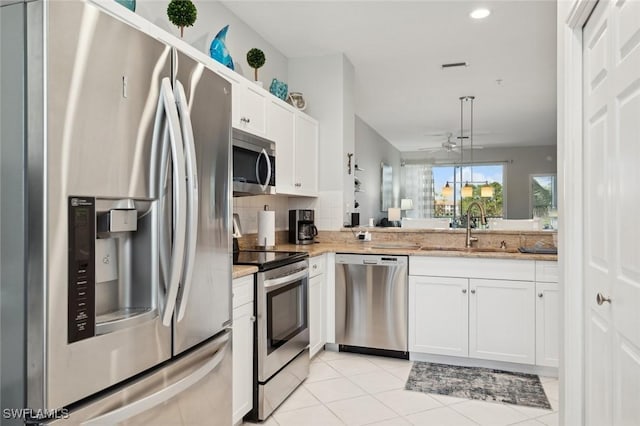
[354,116,402,224]
[288,53,356,228]
[136,0,288,86]
[402,145,557,219]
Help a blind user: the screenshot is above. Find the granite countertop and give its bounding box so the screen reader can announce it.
[232,264,259,279]
[253,242,558,261]
[232,237,557,278]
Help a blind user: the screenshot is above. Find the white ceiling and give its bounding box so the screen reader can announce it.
[223,1,557,152]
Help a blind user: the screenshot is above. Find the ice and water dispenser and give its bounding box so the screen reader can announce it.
[68,196,157,343]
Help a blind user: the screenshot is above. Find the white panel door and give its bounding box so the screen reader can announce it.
[583,1,640,424]
[408,276,468,357]
[469,279,535,365]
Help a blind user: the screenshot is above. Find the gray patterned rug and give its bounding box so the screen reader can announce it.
[405,362,552,409]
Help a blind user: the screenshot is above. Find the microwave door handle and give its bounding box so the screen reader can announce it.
[263,269,308,291]
[255,148,271,191]
[157,78,188,327]
[173,81,199,322]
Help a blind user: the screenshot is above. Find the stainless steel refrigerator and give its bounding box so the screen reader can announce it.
[0,0,232,424]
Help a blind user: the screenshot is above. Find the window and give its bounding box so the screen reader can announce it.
[433,164,504,219]
[530,174,557,229]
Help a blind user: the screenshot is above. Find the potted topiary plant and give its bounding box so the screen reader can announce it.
[246,48,266,85]
[167,0,197,38]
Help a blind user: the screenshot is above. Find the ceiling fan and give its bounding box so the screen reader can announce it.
[418,133,484,152]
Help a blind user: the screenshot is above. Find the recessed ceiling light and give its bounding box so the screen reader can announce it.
[470,8,491,19]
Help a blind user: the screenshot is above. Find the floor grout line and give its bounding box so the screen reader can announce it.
[268,350,559,426]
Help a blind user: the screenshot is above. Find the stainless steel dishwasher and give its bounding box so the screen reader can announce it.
[335,254,408,358]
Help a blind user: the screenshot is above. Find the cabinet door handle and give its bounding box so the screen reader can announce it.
[462,289,467,294]
[240,117,250,124]
[538,293,544,298]
[470,289,476,294]
[596,293,611,305]
[250,315,256,322]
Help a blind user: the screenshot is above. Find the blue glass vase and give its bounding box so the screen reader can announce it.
[115,0,136,12]
[269,79,288,100]
[209,25,234,71]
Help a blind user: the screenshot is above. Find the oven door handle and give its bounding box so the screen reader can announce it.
[263,269,308,291]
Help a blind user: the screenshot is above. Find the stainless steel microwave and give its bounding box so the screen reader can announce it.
[232,129,276,196]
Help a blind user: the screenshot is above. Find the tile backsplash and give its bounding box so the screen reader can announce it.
[233,190,344,234]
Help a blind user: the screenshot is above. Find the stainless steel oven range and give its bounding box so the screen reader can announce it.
[233,250,310,421]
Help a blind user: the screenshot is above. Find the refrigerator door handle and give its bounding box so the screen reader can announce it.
[255,148,272,191]
[155,78,188,327]
[173,80,199,322]
[81,333,230,426]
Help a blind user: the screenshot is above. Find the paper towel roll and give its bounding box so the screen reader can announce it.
[257,210,275,248]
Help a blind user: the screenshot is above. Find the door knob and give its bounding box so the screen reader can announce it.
[596,293,611,305]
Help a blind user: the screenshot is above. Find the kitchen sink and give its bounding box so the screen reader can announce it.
[419,246,520,253]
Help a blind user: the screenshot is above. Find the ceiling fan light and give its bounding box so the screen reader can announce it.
[470,8,491,19]
[442,182,453,197]
[481,182,494,198]
[461,182,473,198]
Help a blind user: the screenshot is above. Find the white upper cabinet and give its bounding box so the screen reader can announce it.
[267,99,296,194]
[232,80,267,137]
[293,113,319,196]
[266,98,319,197]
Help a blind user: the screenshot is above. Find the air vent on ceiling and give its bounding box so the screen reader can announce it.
[441,62,468,69]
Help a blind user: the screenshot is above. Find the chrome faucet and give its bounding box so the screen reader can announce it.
[465,201,487,248]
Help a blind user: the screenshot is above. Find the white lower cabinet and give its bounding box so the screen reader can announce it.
[409,276,468,357]
[409,256,540,367]
[469,279,535,365]
[535,282,559,367]
[232,275,254,425]
[308,254,326,357]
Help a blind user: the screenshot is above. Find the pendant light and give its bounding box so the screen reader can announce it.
[442,182,453,197]
[461,182,473,198]
[481,181,494,198]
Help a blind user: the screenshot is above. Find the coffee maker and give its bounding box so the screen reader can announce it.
[289,209,318,245]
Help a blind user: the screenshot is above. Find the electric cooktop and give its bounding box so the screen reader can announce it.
[233,250,308,271]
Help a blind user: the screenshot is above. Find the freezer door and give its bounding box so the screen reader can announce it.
[172,50,233,355]
[38,0,173,410]
[47,331,232,426]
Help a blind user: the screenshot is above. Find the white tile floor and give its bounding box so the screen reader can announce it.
[244,350,560,426]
